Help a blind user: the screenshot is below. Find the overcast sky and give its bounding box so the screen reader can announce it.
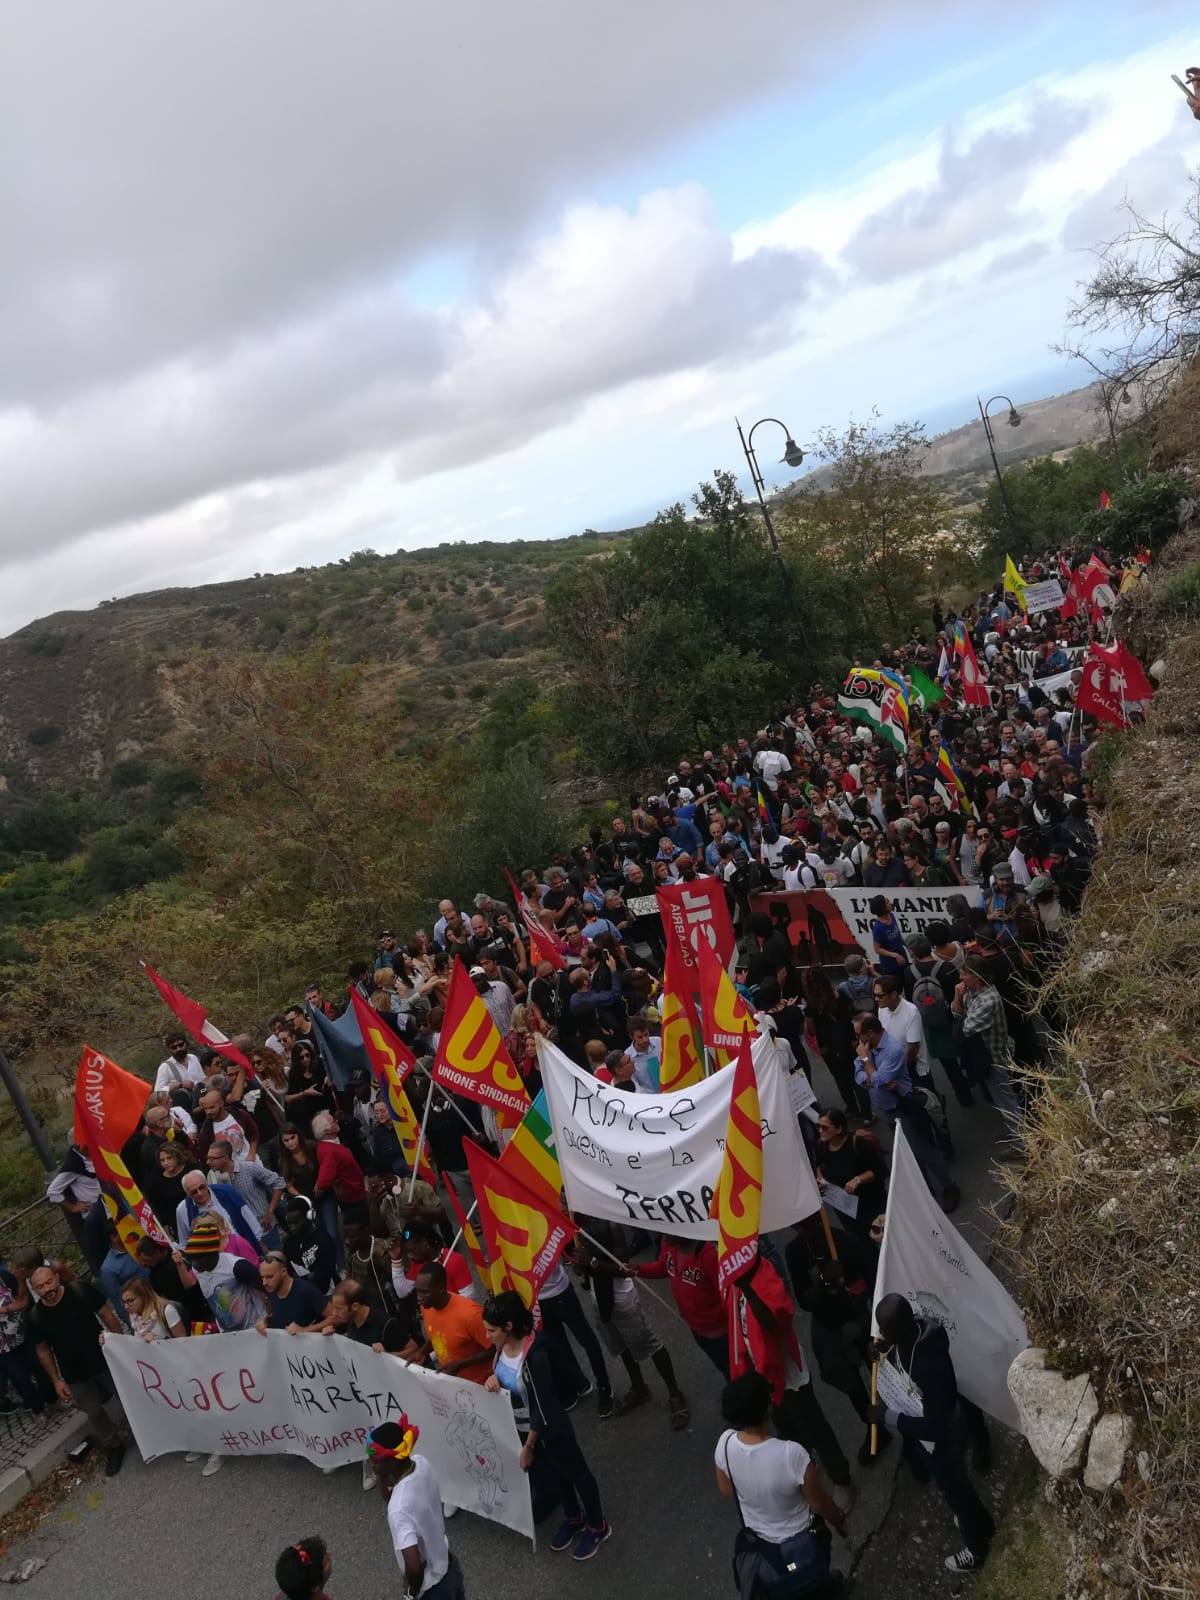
[2,1,1197,634]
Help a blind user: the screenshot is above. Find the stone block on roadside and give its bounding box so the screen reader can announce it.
[1083,1413,1133,1492]
[1007,1346,1099,1477]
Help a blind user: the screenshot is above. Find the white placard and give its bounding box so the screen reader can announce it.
[1022,578,1065,613]
[103,1329,532,1541]
[876,1356,924,1418]
[821,1181,859,1219]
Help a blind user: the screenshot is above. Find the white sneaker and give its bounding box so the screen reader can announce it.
[201,1453,223,1477]
[945,1547,980,1573]
[362,1460,377,1492]
[320,1463,337,1475]
[185,1451,204,1463]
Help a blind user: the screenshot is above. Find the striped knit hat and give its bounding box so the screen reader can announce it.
[185,1216,222,1255]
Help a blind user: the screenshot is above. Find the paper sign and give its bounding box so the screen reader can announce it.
[876,1357,933,1452]
[821,1181,859,1219]
[1022,578,1065,614]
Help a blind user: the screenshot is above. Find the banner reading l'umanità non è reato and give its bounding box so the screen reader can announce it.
[749,886,984,966]
[103,1329,532,1541]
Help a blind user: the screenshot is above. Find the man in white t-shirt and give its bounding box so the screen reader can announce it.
[369,1419,461,1598]
[874,975,932,1081]
[154,1034,204,1094]
[754,746,792,792]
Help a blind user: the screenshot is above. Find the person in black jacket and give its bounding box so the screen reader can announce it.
[481,1290,611,1564]
[868,1295,994,1574]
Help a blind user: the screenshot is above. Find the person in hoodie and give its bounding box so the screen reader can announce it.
[481,1290,612,1564]
[868,1294,994,1575]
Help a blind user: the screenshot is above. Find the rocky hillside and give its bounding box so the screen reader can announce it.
[0,378,1113,803]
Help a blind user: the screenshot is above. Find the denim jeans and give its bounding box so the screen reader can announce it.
[423,1553,466,1600]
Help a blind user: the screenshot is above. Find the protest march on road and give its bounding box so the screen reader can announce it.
[19,540,1155,1598]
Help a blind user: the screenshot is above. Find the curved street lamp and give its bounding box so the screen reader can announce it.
[735,416,810,651]
[977,393,1021,529]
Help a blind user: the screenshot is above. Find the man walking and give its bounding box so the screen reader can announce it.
[28,1263,127,1476]
[369,1417,467,1598]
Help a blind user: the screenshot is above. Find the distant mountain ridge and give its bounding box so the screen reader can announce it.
[0,380,1111,801]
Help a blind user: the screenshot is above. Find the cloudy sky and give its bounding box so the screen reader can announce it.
[2,1,1197,634]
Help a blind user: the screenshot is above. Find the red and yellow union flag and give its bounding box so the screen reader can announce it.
[695,934,755,1063]
[432,960,530,1119]
[464,1139,576,1308]
[347,990,433,1180]
[710,1033,763,1297]
[658,936,704,1093]
[74,1045,170,1246]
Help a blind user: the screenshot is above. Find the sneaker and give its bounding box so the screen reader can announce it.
[945,1547,981,1573]
[442,1502,459,1520]
[362,1460,377,1492]
[596,1386,614,1420]
[550,1519,583,1553]
[184,1451,204,1463]
[104,1444,126,1478]
[201,1453,223,1477]
[572,1523,612,1561]
[612,1387,652,1418]
[574,1381,594,1400]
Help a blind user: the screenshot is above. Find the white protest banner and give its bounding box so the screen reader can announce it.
[103,1329,533,1541]
[749,886,983,965]
[1022,578,1065,614]
[537,1032,819,1239]
[871,1126,1029,1431]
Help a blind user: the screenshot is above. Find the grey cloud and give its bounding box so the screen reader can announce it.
[1,0,952,410]
[843,95,1095,283]
[1059,134,1194,252]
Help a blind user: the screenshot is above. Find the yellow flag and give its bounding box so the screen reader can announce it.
[1004,556,1027,603]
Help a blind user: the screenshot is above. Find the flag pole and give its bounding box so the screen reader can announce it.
[407,1090,436,1202]
[412,1066,482,1137]
[580,1226,677,1319]
[870,1358,879,1457]
[446,1199,479,1257]
[819,1204,839,1262]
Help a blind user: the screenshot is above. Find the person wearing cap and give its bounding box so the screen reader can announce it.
[174,1216,267,1332]
[469,963,516,1035]
[982,861,1023,944]
[369,1416,466,1598]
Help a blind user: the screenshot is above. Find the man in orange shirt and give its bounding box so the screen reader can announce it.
[412,1262,492,1383]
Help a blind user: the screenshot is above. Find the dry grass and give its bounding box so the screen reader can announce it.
[999,540,1200,1597]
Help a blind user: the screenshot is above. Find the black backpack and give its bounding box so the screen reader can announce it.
[910,960,951,1030]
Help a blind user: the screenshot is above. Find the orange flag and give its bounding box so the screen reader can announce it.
[710,1033,764,1297]
[694,934,756,1064]
[440,1173,493,1286]
[432,959,530,1120]
[346,990,433,1180]
[74,1045,170,1245]
[658,936,704,1092]
[464,1138,576,1307]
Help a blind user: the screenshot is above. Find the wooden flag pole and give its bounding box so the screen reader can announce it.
[578,1226,677,1320]
[870,1358,879,1457]
[819,1204,839,1262]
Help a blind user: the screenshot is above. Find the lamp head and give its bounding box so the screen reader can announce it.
[1006,407,1022,428]
[781,437,805,468]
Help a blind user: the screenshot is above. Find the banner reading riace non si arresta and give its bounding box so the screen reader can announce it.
[103,1329,533,1542]
[535,1033,820,1240]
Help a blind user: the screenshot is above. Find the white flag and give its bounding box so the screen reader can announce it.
[872,1125,1028,1431]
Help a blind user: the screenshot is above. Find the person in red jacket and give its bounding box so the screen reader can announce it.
[312,1111,368,1267]
[631,1235,728,1376]
[731,1254,854,1493]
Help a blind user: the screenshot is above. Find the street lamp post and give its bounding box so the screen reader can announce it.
[735,416,811,653]
[977,394,1022,532]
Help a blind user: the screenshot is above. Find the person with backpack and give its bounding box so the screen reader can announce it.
[906,935,974,1107]
[835,955,875,1018]
[715,1371,848,1599]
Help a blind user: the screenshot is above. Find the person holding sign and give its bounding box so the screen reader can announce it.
[867,1295,994,1574]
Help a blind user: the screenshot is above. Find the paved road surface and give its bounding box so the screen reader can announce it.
[5,1065,1012,1599]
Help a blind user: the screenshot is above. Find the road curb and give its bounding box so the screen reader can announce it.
[0,1414,90,1512]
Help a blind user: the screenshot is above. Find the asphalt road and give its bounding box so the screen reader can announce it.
[5,1061,1013,1600]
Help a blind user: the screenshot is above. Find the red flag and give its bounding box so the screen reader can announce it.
[347,989,432,1181]
[656,878,737,998]
[1098,489,1111,510]
[503,869,566,971]
[953,628,991,708]
[140,961,253,1074]
[710,1034,764,1297]
[1076,642,1154,726]
[74,1046,169,1245]
[464,1138,577,1307]
[440,1172,492,1285]
[695,934,756,1056]
[432,959,530,1119]
[658,936,704,1092]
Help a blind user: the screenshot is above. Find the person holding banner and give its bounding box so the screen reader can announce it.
[854,1017,959,1212]
[481,1290,611,1563]
[868,1294,995,1574]
[29,1264,128,1477]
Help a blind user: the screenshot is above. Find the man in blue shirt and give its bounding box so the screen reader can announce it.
[855,1017,959,1211]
